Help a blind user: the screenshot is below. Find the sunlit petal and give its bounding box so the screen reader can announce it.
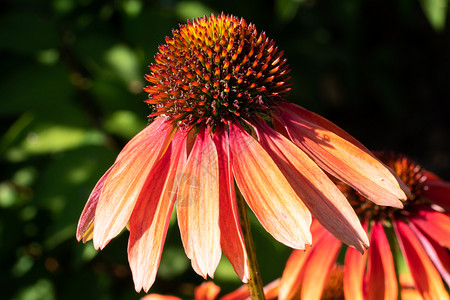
[177,126,221,278]
[213,125,249,282]
[229,122,311,249]
[93,120,175,249]
[128,131,187,292]
[277,102,407,207]
[255,120,368,253]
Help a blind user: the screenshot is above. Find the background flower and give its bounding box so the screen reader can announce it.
[278,152,450,300]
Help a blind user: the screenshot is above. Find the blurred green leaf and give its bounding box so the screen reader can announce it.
[175,1,215,21]
[103,110,147,139]
[419,0,447,32]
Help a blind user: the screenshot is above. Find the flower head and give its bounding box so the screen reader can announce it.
[77,13,408,292]
[277,152,450,300]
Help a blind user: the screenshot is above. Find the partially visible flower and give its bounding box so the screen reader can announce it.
[77,13,408,292]
[278,152,450,300]
[141,280,279,300]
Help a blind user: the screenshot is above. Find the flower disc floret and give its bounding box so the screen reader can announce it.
[144,13,291,128]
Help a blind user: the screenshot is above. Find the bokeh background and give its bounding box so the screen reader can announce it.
[1,0,449,299]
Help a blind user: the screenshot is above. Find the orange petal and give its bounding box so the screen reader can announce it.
[300,228,342,300]
[128,131,187,292]
[278,221,329,300]
[394,220,449,300]
[277,102,407,207]
[76,168,112,242]
[195,281,221,300]
[93,120,175,249]
[365,221,398,300]
[343,221,368,300]
[213,125,249,282]
[219,279,281,300]
[229,122,312,249]
[254,120,368,253]
[177,126,221,278]
[410,208,450,248]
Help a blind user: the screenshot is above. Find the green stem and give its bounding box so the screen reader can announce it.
[236,189,266,300]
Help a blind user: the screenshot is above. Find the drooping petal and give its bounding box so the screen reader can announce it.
[220,279,281,300]
[299,227,342,300]
[128,131,187,292]
[343,221,368,300]
[423,179,450,211]
[410,223,450,286]
[365,221,398,300]
[93,120,175,249]
[195,281,221,300]
[229,121,312,249]
[394,220,449,300]
[278,221,329,300]
[277,102,407,207]
[76,168,112,242]
[177,126,221,278]
[410,208,450,248]
[77,118,168,243]
[254,120,368,253]
[213,124,249,282]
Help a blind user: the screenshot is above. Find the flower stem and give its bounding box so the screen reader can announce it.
[236,189,266,300]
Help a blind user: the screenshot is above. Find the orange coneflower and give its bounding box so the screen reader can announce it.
[76,13,408,292]
[278,152,450,300]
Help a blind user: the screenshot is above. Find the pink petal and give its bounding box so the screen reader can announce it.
[127,131,187,292]
[277,102,407,207]
[254,120,368,253]
[177,126,221,278]
[409,223,450,286]
[365,221,398,300]
[394,220,449,300]
[299,227,342,300]
[93,120,175,249]
[410,208,450,248]
[213,125,249,282]
[343,221,368,300]
[229,122,312,249]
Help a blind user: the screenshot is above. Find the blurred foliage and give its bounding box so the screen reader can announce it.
[0,0,449,299]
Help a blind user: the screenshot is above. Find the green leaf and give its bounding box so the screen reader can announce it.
[419,0,448,32]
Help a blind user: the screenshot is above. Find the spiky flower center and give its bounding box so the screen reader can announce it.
[339,152,427,221]
[144,13,291,129]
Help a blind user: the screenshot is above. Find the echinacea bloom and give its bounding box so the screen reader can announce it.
[278,152,450,300]
[76,13,408,292]
[141,280,279,300]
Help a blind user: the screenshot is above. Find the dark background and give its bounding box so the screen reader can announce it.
[0,0,448,299]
